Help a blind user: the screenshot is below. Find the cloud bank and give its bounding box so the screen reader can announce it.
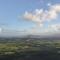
[22,3,60,34]
[23,4,60,26]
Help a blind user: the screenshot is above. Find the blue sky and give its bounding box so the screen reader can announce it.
[0,0,60,36]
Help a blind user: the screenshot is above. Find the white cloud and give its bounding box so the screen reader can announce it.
[20,24,60,35]
[47,4,60,21]
[23,4,60,27]
[47,3,51,6]
[23,9,45,27]
[0,28,2,33]
[48,24,60,31]
[21,3,60,34]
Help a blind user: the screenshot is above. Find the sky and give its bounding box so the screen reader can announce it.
[0,0,60,37]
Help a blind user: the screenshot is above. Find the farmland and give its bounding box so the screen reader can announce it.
[0,38,60,60]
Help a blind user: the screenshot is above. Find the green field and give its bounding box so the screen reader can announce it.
[0,40,60,55]
[0,40,60,60]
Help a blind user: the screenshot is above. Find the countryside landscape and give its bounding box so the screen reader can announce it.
[0,0,60,60]
[0,36,60,60]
